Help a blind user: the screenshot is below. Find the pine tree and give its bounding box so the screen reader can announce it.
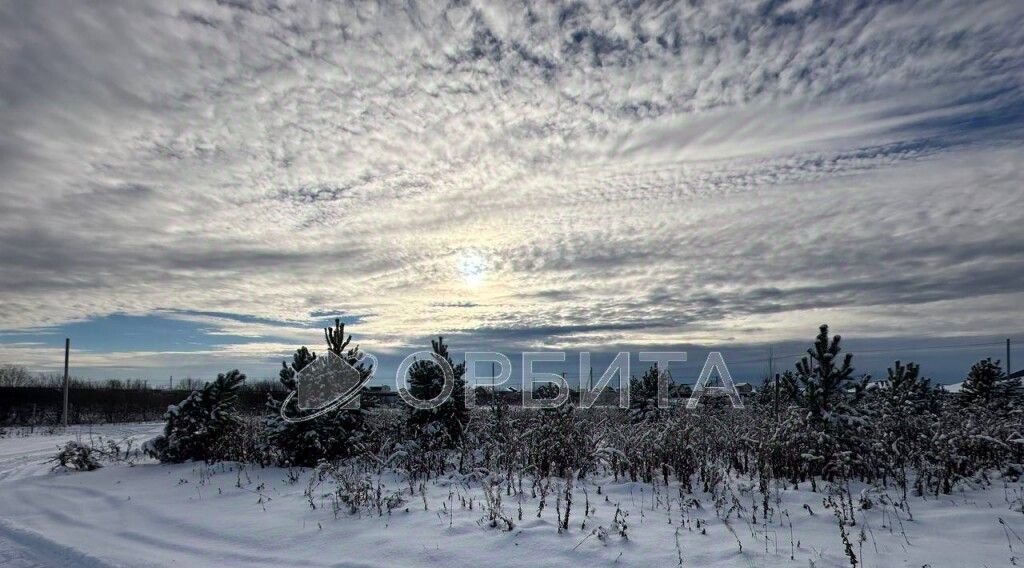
[278,346,316,391]
[780,325,869,481]
[630,364,661,406]
[406,336,467,443]
[880,360,937,412]
[534,383,561,400]
[783,325,866,425]
[145,369,246,463]
[959,358,1022,409]
[629,363,669,421]
[863,361,939,495]
[264,319,370,466]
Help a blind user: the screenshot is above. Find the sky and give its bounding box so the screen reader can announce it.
[1,0,1023,386]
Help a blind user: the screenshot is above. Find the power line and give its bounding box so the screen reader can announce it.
[726,340,1007,366]
[844,340,1005,356]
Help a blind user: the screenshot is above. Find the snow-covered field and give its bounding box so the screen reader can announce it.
[1,424,1022,567]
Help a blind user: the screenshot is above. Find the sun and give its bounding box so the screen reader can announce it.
[456,251,488,288]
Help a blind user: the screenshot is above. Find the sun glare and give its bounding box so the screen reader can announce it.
[457,251,488,288]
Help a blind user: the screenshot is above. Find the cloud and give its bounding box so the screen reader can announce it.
[0,0,1023,378]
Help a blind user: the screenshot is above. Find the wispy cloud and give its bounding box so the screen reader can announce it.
[1,0,1022,378]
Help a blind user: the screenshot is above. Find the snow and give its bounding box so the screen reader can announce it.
[942,381,965,393]
[1,425,1023,567]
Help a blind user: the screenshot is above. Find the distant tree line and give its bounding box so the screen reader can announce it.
[0,365,287,426]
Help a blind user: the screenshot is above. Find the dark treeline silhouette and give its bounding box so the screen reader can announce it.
[0,376,287,426]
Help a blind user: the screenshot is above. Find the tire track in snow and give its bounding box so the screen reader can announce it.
[0,518,116,568]
[0,465,335,567]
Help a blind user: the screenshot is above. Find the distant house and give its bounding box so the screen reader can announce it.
[866,379,891,391]
[362,384,399,405]
[673,384,693,398]
[940,381,964,393]
[471,385,522,405]
[939,369,1022,394]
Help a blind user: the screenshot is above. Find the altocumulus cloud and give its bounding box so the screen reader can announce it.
[0,0,1023,376]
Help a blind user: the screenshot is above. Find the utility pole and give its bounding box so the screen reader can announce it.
[769,345,779,423]
[1008,338,1013,376]
[62,338,70,428]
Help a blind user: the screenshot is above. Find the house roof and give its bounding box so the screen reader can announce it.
[941,381,964,393]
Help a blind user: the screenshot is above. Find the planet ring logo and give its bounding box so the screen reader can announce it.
[279,351,377,423]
